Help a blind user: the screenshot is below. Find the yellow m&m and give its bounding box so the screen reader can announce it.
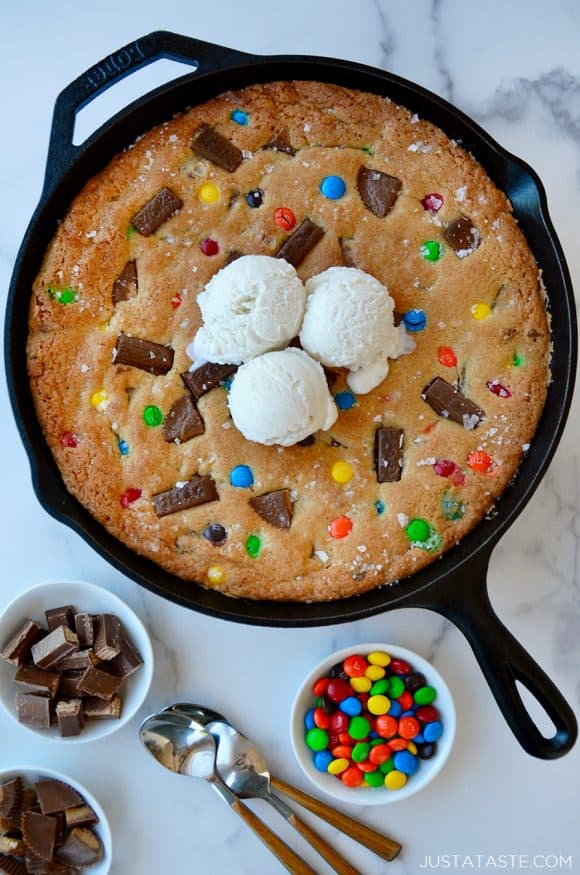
[328,758,349,775]
[207,565,226,585]
[90,390,109,409]
[350,676,372,693]
[385,770,407,790]
[367,694,391,716]
[471,302,491,320]
[367,650,391,667]
[198,182,220,203]
[331,461,354,484]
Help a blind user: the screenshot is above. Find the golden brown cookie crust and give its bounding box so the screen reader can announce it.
[27,81,550,601]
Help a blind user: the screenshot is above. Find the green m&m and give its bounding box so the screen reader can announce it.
[143,405,163,427]
[348,716,371,740]
[306,728,329,751]
[364,770,384,787]
[414,685,437,705]
[351,742,370,763]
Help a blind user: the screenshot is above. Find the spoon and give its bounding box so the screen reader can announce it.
[140,710,316,875]
[165,704,401,863]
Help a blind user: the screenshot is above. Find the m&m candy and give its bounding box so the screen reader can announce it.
[403,309,427,332]
[303,649,443,790]
[320,175,346,200]
[230,465,254,487]
[274,207,296,230]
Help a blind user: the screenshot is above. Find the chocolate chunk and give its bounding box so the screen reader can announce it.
[339,238,357,267]
[21,789,39,815]
[16,695,51,729]
[21,812,57,861]
[51,649,97,673]
[24,856,52,874]
[224,249,243,267]
[93,615,121,662]
[276,218,325,267]
[73,614,94,649]
[153,475,219,518]
[14,666,60,698]
[375,427,404,482]
[112,260,138,305]
[77,667,122,700]
[57,672,83,699]
[55,700,84,738]
[263,129,296,156]
[0,779,22,819]
[131,187,183,236]
[191,123,243,172]
[44,608,74,632]
[35,783,82,816]
[357,166,402,217]
[52,812,67,849]
[443,215,480,258]
[0,853,27,874]
[163,395,204,443]
[422,376,485,429]
[64,806,98,830]
[249,490,293,529]
[31,627,78,670]
[393,310,403,327]
[181,363,237,401]
[114,333,174,376]
[105,635,143,679]
[0,621,45,666]
[55,828,102,868]
[82,696,122,720]
[297,435,315,447]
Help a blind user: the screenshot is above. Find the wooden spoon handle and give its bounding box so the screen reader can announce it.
[271,775,402,862]
[230,798,317,875]
[287,810,361,875]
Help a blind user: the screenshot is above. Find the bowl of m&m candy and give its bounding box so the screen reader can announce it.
[290,643,455,804]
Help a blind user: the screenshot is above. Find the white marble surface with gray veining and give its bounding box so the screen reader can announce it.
[0,1,579,872]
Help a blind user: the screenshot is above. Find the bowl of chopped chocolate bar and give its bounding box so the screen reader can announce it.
[0,580,153,742]
[0,765,112,872]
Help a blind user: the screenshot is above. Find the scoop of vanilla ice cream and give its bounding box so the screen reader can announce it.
[299,267,412,394]
[189,255,306,365]
[228,348,338,446]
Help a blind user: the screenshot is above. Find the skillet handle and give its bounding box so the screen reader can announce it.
[424,548,577,758]
[44,30,251,193]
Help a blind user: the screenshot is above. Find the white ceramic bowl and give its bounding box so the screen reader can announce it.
[290,642,456,805]
[0,764,112,873]
[0,579,153,743]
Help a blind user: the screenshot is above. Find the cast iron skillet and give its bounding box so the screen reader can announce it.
[5,31,577,758]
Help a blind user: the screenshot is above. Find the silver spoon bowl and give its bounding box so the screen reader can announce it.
[140,710,315,875]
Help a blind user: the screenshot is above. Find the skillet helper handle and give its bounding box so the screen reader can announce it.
[271,775,401,862]
[430,548,577,759]
[44,30,250,193]
[212,778,316,875]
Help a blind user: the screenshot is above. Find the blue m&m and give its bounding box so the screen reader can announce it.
[335,390,356,410]
[320,175,346,200]
[403,309,427,332]
[230,465,254,488]
[230,108,248,125]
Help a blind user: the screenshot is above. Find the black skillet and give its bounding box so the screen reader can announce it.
[5,31,577,759]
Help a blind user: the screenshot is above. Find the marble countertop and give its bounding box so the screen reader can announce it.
[1,1,578,872]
